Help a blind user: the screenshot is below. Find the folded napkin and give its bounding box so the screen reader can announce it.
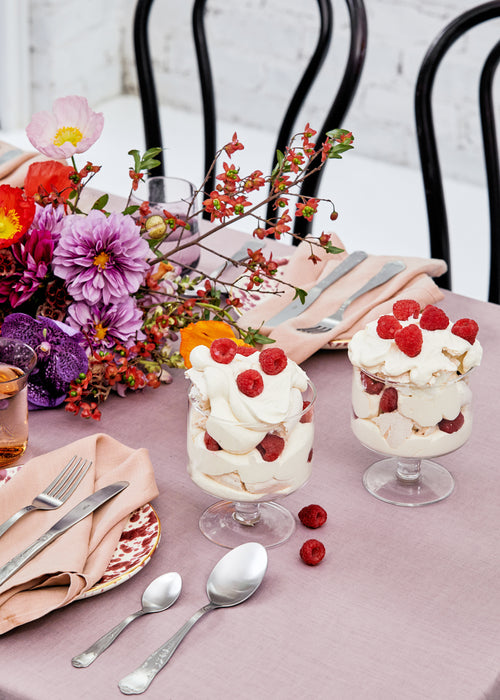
[0,433,159,634]
[0,140,51,186]
[237,234,448,364]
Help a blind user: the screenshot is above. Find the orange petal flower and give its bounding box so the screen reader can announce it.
[180,320,247,368]
[0,185,36,249]
[24,160,74,200]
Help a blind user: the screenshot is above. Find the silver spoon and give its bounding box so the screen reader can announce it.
[72,572,182,668]
[118,542,268,695]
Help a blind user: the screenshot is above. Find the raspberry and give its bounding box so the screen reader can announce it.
[300,400,314,423]
[298,504,327,528]
[236,369,264,397]
[394,324,423,357]
[379,387,398,413]
[235,346,257,356]
[419,305,449,330]
[259,347,288,375]
[360,371,384,395]
[256,433,285,461]
[300,539,326,566]
[307,448,313,462]
[438,412,465,433]
[376,315,402,339]
[210,337,237,364]
[451,318,478,345]
[204,432,221,451]
[393,299,420,321]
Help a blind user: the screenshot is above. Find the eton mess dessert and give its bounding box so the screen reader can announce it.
[348,300,482,459]
[186,339,314,502]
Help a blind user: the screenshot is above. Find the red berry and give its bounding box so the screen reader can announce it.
[438,412,465,433]
[379,387,398,413]
[300,400,314,423]
[307,448,313,462]
[235,346,257,356]
[394,324,423,357]
[300,539,326,566]
[419,305,449,331]
[210,337,237,364]
[256,433,285,461]
[204,432,221,451]
[236,369,264,397]
[376,314,402,339]
[360,371,384,395]
[451,318,478,345]
[393,299,420,321]
[259,347,288,375]
[298,504,327,528]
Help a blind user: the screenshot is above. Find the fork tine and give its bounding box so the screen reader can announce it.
[51,459,92,501]
[43,455,79,496]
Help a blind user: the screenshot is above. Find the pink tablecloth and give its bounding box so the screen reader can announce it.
[0,233,499,698]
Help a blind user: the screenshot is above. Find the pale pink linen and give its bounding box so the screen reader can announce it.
[237,234,448,364]
[0,141,53,186]
[0,433,158,634]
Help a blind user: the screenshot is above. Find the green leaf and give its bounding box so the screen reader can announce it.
[240,327,275,346]
[91,193,109,210]
[128,149,141,172]
[142,147,163,160]
[293,287,307,304]
[323,243,344,255]
[140,158,162,172]
[122,204,140,215]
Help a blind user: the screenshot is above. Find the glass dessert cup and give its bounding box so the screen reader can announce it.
[351,367,473,506]
[187,380,316,548]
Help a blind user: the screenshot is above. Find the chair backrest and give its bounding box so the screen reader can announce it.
[134,0,367,242]
[415,0,500,303]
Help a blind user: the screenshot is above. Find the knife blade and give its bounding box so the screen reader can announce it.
[266,250,368,327]
[0,481,129,588]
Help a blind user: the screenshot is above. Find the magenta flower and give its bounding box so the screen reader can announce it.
[66,298,145,348]
[3,227,55,308]
[52,210,150,305]
[26,95,104,159]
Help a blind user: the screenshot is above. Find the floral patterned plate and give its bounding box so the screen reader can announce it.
[0,464,161,599]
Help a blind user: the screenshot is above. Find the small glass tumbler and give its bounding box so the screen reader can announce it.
[0,338,37,466]
[130,176,200,271]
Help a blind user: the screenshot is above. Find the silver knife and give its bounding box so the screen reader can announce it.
[266,250,368,326]
[0,481,129,588]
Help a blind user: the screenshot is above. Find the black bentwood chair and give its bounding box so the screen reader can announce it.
[133,0,367,242]
[415,0,500,303]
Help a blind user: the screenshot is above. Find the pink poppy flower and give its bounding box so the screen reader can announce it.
[26,95,104,159]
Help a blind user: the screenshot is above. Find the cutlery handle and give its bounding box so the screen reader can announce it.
[72,610,144,668]
[119,604,215,695]
[0,531,55,588]
[339,260,406,313]
[0,505,35,538]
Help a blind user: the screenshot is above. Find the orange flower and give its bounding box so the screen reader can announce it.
[179,320,247,368]
[24,160,74,200]
[0,185,36,249]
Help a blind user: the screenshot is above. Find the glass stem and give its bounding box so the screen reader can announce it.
[396,457,422,482]
[232,502,261,526]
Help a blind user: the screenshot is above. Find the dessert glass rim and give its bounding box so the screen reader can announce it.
[355,365,474,387]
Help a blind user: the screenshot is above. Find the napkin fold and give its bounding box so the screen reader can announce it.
[0,141,51,186]
[0,433,159,634]
[237,234,448,364]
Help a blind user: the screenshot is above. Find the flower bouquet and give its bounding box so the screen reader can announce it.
[0,95,353,419]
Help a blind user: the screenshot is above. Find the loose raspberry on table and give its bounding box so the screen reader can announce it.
[379,387,398,413]
[256,433,285,461]
[210,337,237,364]
[360,371,384,395]
[235,346,258,356]
[376,315,402,339]
[204,432,221,451]
[451,318,479,345]
[298,504,327,529]
[300,539,326,566]
[420,305,450,331]
[393,299,420,321]
[394,324,423,357]
[236,369,264,397]
[438,412,465,433]
[300,400,314,423]
[259,347,288,375]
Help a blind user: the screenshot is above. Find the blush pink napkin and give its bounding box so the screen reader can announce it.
[0,433,159,634]
[237,234,448,364]
[0,141,51,186]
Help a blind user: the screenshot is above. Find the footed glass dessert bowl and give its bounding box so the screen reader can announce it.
[186,341,315,547]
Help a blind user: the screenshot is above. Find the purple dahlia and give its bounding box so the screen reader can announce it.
[66,298,145,349]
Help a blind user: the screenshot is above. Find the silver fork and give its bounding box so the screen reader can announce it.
[0,455,92,538]
[297,260,406,334]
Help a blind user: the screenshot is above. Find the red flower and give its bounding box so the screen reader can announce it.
[203,191,233,221]
[224,132,244,156]
[243,170,265,192]
[0,185,36,249]
[24,160,75,201]
[296,198,320,222]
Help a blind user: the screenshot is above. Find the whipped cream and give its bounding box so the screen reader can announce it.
[186,344,314,501]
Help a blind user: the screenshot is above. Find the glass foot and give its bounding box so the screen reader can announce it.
[199,500,295,548]
[363,457,454,506]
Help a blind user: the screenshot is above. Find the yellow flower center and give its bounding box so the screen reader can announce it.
[0,208,22,241]
[53,126,83,147]
[94,323,108,341]
[93,251,109,270]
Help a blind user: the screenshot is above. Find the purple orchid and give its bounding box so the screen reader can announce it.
[1,313,88,409]
[66,298,145,349]
[52,210,150,305]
